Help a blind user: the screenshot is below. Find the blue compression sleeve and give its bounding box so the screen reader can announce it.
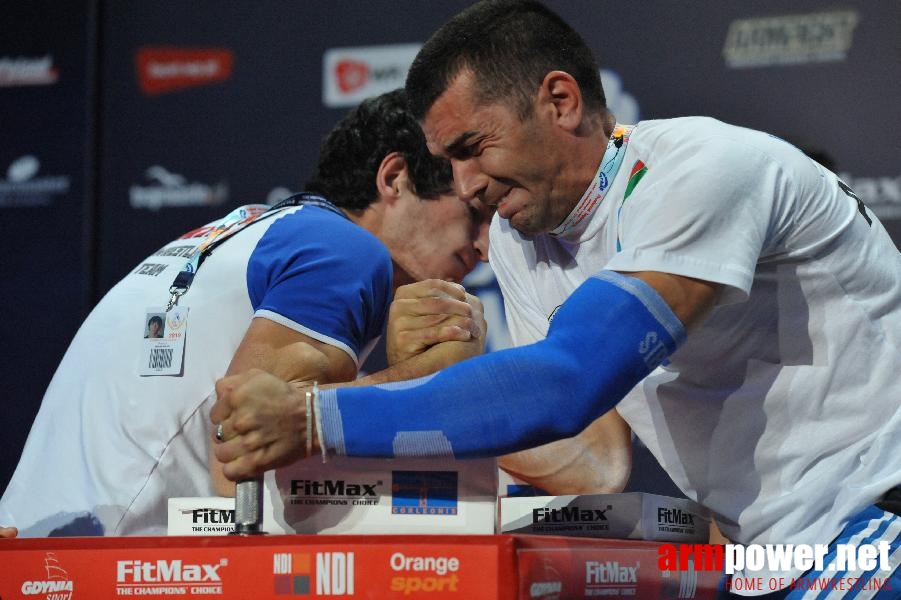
[318,271,687,458]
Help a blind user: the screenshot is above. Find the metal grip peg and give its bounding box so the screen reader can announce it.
[231,477,266,535]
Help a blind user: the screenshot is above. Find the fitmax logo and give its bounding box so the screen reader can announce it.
[532,506,610,524]
[192,508,235,524]
[658,508,695,526]
[586,561,639,584]
[290,479,379,497]
[117,559,227,582]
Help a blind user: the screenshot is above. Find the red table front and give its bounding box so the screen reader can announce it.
[0,534,722,599]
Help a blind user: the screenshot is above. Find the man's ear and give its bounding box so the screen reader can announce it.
[538,70,584,132]
[375,151,408,204]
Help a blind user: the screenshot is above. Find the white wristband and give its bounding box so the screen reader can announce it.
[304,389,313,459]
[311,382,328,463]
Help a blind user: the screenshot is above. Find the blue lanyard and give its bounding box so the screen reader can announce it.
[166,193,347,310]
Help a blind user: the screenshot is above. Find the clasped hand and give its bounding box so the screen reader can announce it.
[211,279,485,482]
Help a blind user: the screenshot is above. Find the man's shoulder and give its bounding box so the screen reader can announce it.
[634,116,776,149]
[631,117,786,174]
[262,205,390,263]
[634,116,739,140]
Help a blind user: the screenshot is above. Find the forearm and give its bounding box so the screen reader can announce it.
[498,410,633,495]
[210,319,356,495]
[348,340,482,387]
[319,342,611,458]
[317,271,686,460]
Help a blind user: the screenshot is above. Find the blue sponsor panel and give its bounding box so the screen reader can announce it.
[391,471,459,516]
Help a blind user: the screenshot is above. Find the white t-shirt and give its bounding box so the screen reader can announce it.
[490,117,901,585]
[0,199,392,536]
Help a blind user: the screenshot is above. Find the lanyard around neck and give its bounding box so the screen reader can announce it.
[550,124,635,237]
[166,193,347,310]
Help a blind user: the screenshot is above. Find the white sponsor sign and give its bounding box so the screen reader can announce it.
[723,11,859,68]
[500,492,710,542]
[322,44,421,108]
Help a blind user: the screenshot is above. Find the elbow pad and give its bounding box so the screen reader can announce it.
[318,270,686,458]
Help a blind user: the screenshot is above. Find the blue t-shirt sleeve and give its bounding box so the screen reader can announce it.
[245,207,392,366]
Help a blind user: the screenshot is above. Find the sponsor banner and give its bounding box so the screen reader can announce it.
[322,44,420,108]
[172,460,496,537]
[129,165,228,211]
[269,456,497,535]
[0,154,71,207]
[168,498,236,536]
[500,493,710,543]
[168,475,286,537]
[723,10,859,68]
[0,535,513,599]
[135,47,234,95]
[0,55,59,87]
[517,536,721,600]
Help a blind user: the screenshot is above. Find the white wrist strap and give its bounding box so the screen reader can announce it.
[310,382,328,463]
[304,388,313,459]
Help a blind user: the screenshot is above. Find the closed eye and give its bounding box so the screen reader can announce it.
[444,131,482,160]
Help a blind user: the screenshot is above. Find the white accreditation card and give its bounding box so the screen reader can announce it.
[138,306,189,376]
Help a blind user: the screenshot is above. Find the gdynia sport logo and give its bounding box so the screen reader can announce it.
[658,542,894,594]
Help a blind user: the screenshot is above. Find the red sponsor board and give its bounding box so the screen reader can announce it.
[515,536,722,599]
[135,47,233,95]
[0,535,515,599]
[0,534,725,599]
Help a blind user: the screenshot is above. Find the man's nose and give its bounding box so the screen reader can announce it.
[451,158,488,201]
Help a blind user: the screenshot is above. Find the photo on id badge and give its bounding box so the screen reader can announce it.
[144,312,166,339]
[139,306,189,376]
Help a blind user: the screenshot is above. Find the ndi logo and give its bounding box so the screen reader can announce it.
[391,471,458,515]
[273,552,355,596]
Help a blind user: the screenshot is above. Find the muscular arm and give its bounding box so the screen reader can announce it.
[498,410,633,494]
[210,317,357,496]
[498,270,718,495]
[211,279,487,485]
[213,270,720,480]
[628,271,719,331]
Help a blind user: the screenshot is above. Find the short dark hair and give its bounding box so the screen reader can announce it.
[305,88,453,211]
[406,0,606,121]
[148,315,163,328]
